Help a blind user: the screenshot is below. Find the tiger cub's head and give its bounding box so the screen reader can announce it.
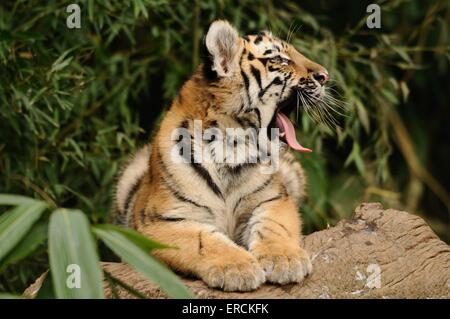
[203,20,330,152]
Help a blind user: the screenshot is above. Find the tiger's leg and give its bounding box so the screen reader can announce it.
[137,216,265,291]
[245,196,312,284]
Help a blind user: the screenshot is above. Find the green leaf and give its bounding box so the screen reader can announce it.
[400,81,410,102]
[88,0,95,22]
[93,227,194,299]
[48,209,104,299]
[134,0,149,19]
[0,202,47,261]
[344,143,365,175]
[95,224,171,251]
[46,49,75,79]
[0,194,38,206]
[392,46,412,64]
[381,89,399,104]
[355,100,370,133]
[103,270,148,299]
[0,293,24,299]
[0,221,47,271]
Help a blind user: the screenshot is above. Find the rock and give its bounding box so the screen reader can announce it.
[24,203,450,299]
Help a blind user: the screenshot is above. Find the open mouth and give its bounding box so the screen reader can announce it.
[271,91,312,153]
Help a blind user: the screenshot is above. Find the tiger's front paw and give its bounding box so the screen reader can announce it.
[199,258,265,292]
[252,244,312,285]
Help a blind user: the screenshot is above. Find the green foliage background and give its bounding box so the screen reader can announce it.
[0,0,449,293]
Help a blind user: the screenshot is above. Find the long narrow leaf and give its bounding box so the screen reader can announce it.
[93,227,194,299]
[48,209,104,299]
[103,270,148,299]
[0,194,38,206]
[0,202,47,260]
[0,293,23,299]
[95,224,171,251]
[0,222,47,271]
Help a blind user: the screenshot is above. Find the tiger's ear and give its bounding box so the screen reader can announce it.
[205,20,241,77]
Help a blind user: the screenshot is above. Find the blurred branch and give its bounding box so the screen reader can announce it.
[9,174,56,208]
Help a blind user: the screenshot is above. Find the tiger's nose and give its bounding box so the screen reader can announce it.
[312,71,329,86]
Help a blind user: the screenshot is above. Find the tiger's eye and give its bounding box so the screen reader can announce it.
[270,56,289,65]
[270,57,280,63]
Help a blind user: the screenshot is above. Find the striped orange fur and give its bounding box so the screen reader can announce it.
[114,20,329,291]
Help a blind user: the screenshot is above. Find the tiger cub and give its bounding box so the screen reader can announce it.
[114,20,329,292]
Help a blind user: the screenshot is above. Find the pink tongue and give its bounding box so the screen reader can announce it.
[275,112,312,153]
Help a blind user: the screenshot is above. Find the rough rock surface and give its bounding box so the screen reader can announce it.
[25,203,450,298]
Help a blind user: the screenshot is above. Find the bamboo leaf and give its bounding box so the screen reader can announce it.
[93,227,194,299]
[0,202,47,261]
[400,81,410,102]
[95,224,172,251]
[103,270,148,299]
[0,194,38,206]
[0,222,47,271]
[48,209,104,299]
[355,100,370,133]
[0,293,24,299]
